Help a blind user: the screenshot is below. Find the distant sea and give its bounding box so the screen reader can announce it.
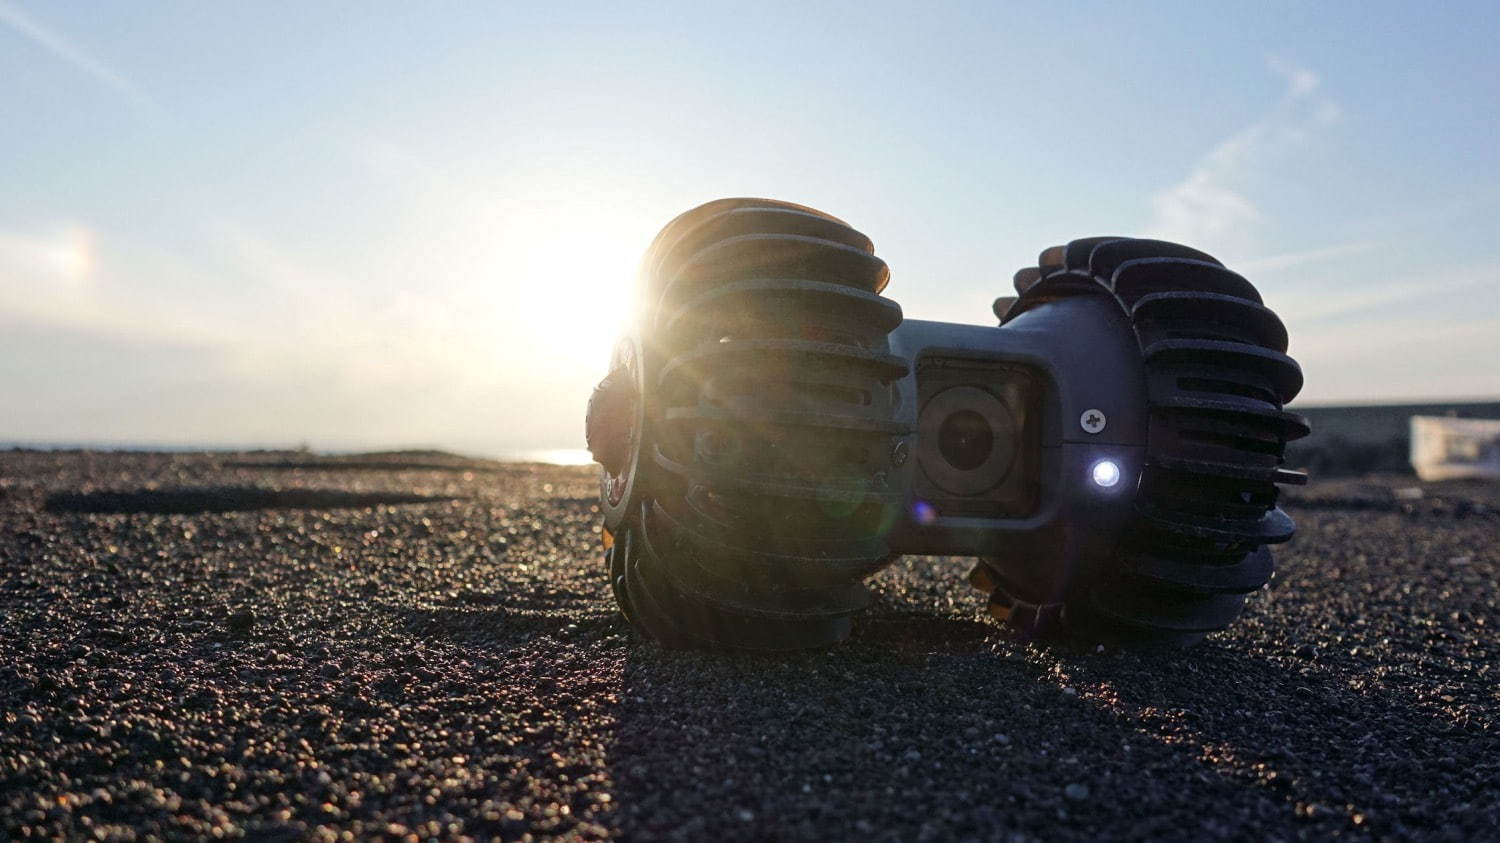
[0,441,596,466]
[501,449,594,465]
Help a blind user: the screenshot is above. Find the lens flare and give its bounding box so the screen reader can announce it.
[912,500,938,525]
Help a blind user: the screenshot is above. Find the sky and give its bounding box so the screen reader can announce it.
[2,1,1497,456]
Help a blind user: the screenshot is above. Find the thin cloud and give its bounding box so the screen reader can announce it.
[0,222,229,346]
[1236,239,1376,274]
[0,223,97,283]
[1280,270,1494,326]
[0,1,149,104]
[1266,55,1320,97]
[1148,57,1338,252]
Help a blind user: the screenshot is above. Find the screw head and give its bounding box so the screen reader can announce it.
[1080,409,1106,434]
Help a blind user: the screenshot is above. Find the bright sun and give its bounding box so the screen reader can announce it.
[516,214,643,373]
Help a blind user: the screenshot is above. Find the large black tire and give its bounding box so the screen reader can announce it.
[1001,236,1309,646]
[611,199,911,649]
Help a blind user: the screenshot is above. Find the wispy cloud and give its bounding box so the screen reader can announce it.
[0,1,149,104]
[0,216,532,448]
[1148,57,1339,253]
[1236,239,1376,274]
[1280,264,1500,402]
[1278,268,1497,326]
[0,222,229,346]
[0,223,97,283]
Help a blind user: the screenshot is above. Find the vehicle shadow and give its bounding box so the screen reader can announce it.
[604,604,1490,840]
[368,534,1489,841]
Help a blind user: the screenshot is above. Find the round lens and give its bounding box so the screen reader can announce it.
[937,410,994,471]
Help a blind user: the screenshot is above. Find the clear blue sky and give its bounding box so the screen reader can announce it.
[3,1,1497,455]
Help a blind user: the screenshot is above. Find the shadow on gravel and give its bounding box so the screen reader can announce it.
[1060,644,1495,836]
[394,604,614,649]
[44,487,458,515]
[1285,496,1497,518]
[604,617,1491,839]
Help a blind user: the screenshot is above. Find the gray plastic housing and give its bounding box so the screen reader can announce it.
[883,294,1150,601]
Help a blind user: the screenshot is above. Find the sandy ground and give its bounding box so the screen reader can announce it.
[1,451,1495,840]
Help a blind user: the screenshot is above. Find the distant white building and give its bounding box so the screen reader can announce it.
[1410,416,1500,481]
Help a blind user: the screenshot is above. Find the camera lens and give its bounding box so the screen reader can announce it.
[916,385,1017,496]
[938,410,994,471]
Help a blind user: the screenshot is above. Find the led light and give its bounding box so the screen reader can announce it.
[1091,459,1122,488]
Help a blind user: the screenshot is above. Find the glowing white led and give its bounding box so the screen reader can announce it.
[1091,459,1121,488]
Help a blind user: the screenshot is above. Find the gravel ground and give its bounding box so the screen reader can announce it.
[1,452,1495,840]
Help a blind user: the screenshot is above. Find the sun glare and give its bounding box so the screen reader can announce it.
[517,215,641,372]
[52,225,97,280]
